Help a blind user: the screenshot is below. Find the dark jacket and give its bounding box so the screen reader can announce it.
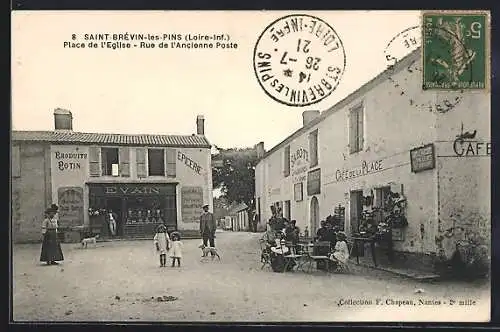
[200,212,216,236]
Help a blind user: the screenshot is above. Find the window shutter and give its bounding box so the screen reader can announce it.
[119,147,130,177]
[357,107,364,151]
[89,146,101,177]
[136,148,147,178]
[283,146,290,177]
[166,148,176,177]
[349,110,356,154]
[309,131,318,167]
[12,145,21,178]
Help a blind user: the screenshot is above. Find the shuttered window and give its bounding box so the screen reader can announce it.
[283,145,290,177]
[119,147,130,177]
[148,148,165,176]
[349,104,364,154]
[12,145,21,178]
[136,148,147,178]
[89,146,101,177]
[166,148,176,177]
[309,130,318,167]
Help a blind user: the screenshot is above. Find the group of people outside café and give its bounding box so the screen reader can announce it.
[260,206,349,273]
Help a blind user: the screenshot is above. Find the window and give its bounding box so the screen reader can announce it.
[349,104,364,154]
[374,187,391,209]
[373,186,392,224]
[309,130,318,167]
[101,148,119,176]
[148,149,165,176]
[283,146,291,177]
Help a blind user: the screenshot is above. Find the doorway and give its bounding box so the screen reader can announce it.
[310,196,320,235]
[106,197,123,236]
[350,190,363,234]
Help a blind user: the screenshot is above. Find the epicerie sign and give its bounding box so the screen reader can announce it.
[54,150,88,171]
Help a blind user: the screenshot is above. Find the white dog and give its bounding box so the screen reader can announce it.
[198,244,221,261]
[81,234,99,248]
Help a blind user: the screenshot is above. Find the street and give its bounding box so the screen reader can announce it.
[12,231,490,322]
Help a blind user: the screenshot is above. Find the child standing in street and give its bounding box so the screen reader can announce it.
[169,231,183,267]
[153,225,170,267]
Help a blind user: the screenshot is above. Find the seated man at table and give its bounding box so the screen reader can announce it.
[284,220,300,244]
[270,239,296,272]
[329,231,350,271]
[315,220,329,241]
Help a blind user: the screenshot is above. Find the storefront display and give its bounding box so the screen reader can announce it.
[88,183,177,238]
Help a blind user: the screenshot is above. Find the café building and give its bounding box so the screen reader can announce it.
[11,109,213,242]
[254,48,490,270]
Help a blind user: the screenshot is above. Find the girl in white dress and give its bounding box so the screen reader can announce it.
[153,225,170,267]
[330,231,349,267]
[169,231,183,267]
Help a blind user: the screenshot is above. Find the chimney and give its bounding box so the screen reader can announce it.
[302,110,320,127]
[54,108,73,131]
[255,141,265,158]
[196,115,205,135]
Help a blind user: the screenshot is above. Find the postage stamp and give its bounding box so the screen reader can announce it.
[253,14,346,107]
[422,10,490,90]
[383,25,464,114]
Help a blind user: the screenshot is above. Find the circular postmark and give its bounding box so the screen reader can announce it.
[253,14,346,107]
[384,26,421,68]
[383,25,469,114]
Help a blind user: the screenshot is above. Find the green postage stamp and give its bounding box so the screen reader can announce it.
[422,10,490,90]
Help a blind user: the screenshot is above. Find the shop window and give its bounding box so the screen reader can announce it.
[148,149,165,176]
[102,148,119,176]
[284,200,291,220]
[12,145,21,178]
[309,130,318,167]
[283,145,290,177]
[349,104,364,154]
[374,187,392,209]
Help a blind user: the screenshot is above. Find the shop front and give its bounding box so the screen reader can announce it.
[88,183,178,238]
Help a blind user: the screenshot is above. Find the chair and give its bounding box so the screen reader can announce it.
[259,239,272,270]
[306,241,332,273]
[283,242,305,272]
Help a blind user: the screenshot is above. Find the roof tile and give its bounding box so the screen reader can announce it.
[12,130,211,148]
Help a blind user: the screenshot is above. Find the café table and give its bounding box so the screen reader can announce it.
[350,232,394,267]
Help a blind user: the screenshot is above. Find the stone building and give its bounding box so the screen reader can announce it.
[12,110,213,243]
[254,48,490,271]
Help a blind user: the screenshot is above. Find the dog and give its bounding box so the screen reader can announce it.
[81,234,99,248]
[198,244,221,261]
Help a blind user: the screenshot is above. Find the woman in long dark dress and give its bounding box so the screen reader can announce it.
[40,205,64,265]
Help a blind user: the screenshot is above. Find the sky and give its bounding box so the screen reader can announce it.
[12,10,421,151]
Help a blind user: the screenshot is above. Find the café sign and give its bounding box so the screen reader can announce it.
[410,144,435,173]
[335,159,383,182]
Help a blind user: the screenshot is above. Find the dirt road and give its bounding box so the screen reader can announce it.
[12,231,490,322]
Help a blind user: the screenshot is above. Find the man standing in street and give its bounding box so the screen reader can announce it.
[252,212,259,232]
[200,204,216,251]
